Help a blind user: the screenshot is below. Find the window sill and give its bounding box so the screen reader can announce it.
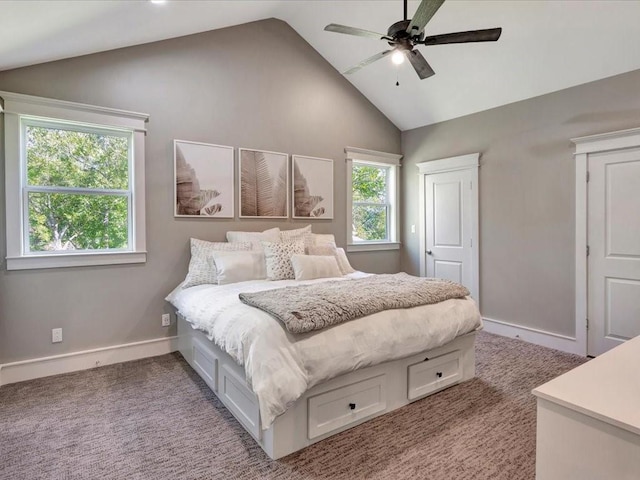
[6,251,147,271]
[346,242,400,252]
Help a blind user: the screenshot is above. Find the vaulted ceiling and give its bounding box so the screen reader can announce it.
[2,1,640,130]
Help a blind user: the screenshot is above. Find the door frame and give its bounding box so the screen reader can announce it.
[572,126,640,357]
[417,153,479,306]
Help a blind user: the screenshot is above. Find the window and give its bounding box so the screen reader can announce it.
[2,91,148,270]
[346,147,401,252]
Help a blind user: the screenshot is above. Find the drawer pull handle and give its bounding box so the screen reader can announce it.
[349,403,356,410]
[436,372,443,378]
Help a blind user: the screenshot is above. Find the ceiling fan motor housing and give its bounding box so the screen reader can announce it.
[387,19,424,50]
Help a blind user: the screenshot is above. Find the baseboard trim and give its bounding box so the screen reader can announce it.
[482,317,583,355]
[0,336,178,386]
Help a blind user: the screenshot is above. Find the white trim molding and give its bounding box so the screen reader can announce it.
[571,126,640,357]
[1,91,149,270]
[345,146,402,166]
[345,147,402,251]
[482,317,582,355]
[346,242,400,252]
[0,336,178,386]
[0,90,148,131]
[572,126,640,155]
[417,152,479,175]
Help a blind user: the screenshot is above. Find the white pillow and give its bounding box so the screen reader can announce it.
[280,224,312,243]
[183,239,253,288]
[262,241,305,280]
[212,250,266,285]
[306,243,355,275]
[226,227,281,248]
[307,243,338,257]
[308,233,336,246]
[336,248,356,275]
[290,254,342,281]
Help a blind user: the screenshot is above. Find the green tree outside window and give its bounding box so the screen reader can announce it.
[352,164,389,241]
[26,125,130,252]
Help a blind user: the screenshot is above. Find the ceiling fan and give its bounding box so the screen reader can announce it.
[324,0,502,79]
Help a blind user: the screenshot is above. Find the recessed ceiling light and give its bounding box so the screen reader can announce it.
[150,0,167,4]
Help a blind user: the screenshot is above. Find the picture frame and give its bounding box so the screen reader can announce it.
[174,140,234,218]
[239,148,289,218]
[291,155,334,219]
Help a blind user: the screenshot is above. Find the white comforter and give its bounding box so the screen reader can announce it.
[166,273,482,429]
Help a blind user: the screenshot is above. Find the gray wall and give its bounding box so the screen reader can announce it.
[402,68,640,337]
[0,19,401,363]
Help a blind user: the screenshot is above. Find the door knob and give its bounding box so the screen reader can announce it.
[426,250,433,255]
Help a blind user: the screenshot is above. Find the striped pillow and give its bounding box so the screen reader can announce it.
[183,239,252,288]
[280,225,312,243]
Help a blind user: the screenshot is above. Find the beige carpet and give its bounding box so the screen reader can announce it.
[0,332,585,480]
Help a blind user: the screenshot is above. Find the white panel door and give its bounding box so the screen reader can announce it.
[588,147,640,356]
[425,169,477,300]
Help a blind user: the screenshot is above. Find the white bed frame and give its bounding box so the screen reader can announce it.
[177,314,476,459]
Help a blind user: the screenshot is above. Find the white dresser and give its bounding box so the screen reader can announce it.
[532,335,640,479]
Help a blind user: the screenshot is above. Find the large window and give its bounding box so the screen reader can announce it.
[346,147,401,251]
[2,91,148,270]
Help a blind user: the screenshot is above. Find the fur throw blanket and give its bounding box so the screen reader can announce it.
[239,273,470,334]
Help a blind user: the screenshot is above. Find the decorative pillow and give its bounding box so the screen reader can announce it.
[304,233,336,252]
[226,227,281,248]
[309,233,336,245]
[262,241,305,280]
[280,224,312,243]
[335,247,356,275]
[212,250,266,285]
[307,243,338,257]
[183,239,252,288]
[290,254,342,281]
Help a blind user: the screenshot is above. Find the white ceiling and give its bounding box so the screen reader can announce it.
[2,1,640,131]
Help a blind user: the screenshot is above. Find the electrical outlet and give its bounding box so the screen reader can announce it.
[161,313,171,327]
[411,224,416,234]
[52,328,63,343]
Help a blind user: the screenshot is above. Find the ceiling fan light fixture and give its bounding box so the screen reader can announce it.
[391,50,405,65]
[325,0,502,80]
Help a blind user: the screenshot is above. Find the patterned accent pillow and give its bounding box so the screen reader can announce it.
[304,233,336,252]
[307,243,338,257]
[262,240,305,280]
[183,239,252,288]
[290,254,342,281]
[226,227,281,248]
[280,225,312,243]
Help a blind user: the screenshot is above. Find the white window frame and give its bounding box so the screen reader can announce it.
[345,147,402,252]
[1,91,149,270]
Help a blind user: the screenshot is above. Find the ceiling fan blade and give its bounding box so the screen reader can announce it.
[407,50,435,79]
[343,50,393,75]
[406,0,446,36]
[324,23,385,39]
[419,28,502,45]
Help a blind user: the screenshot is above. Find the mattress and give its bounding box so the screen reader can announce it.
[166,272,482,429]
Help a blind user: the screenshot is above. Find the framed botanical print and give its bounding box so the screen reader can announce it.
[174,140,234,218]
[239,148,289,218]
[292,155,333,219]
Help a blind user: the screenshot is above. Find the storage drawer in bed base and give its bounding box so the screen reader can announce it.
[192,338,218,393]
[177,314,477,460]
[220,364,261,440]
[407,350,463,400]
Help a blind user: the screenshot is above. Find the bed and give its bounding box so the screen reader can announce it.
[167,270,481,459]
